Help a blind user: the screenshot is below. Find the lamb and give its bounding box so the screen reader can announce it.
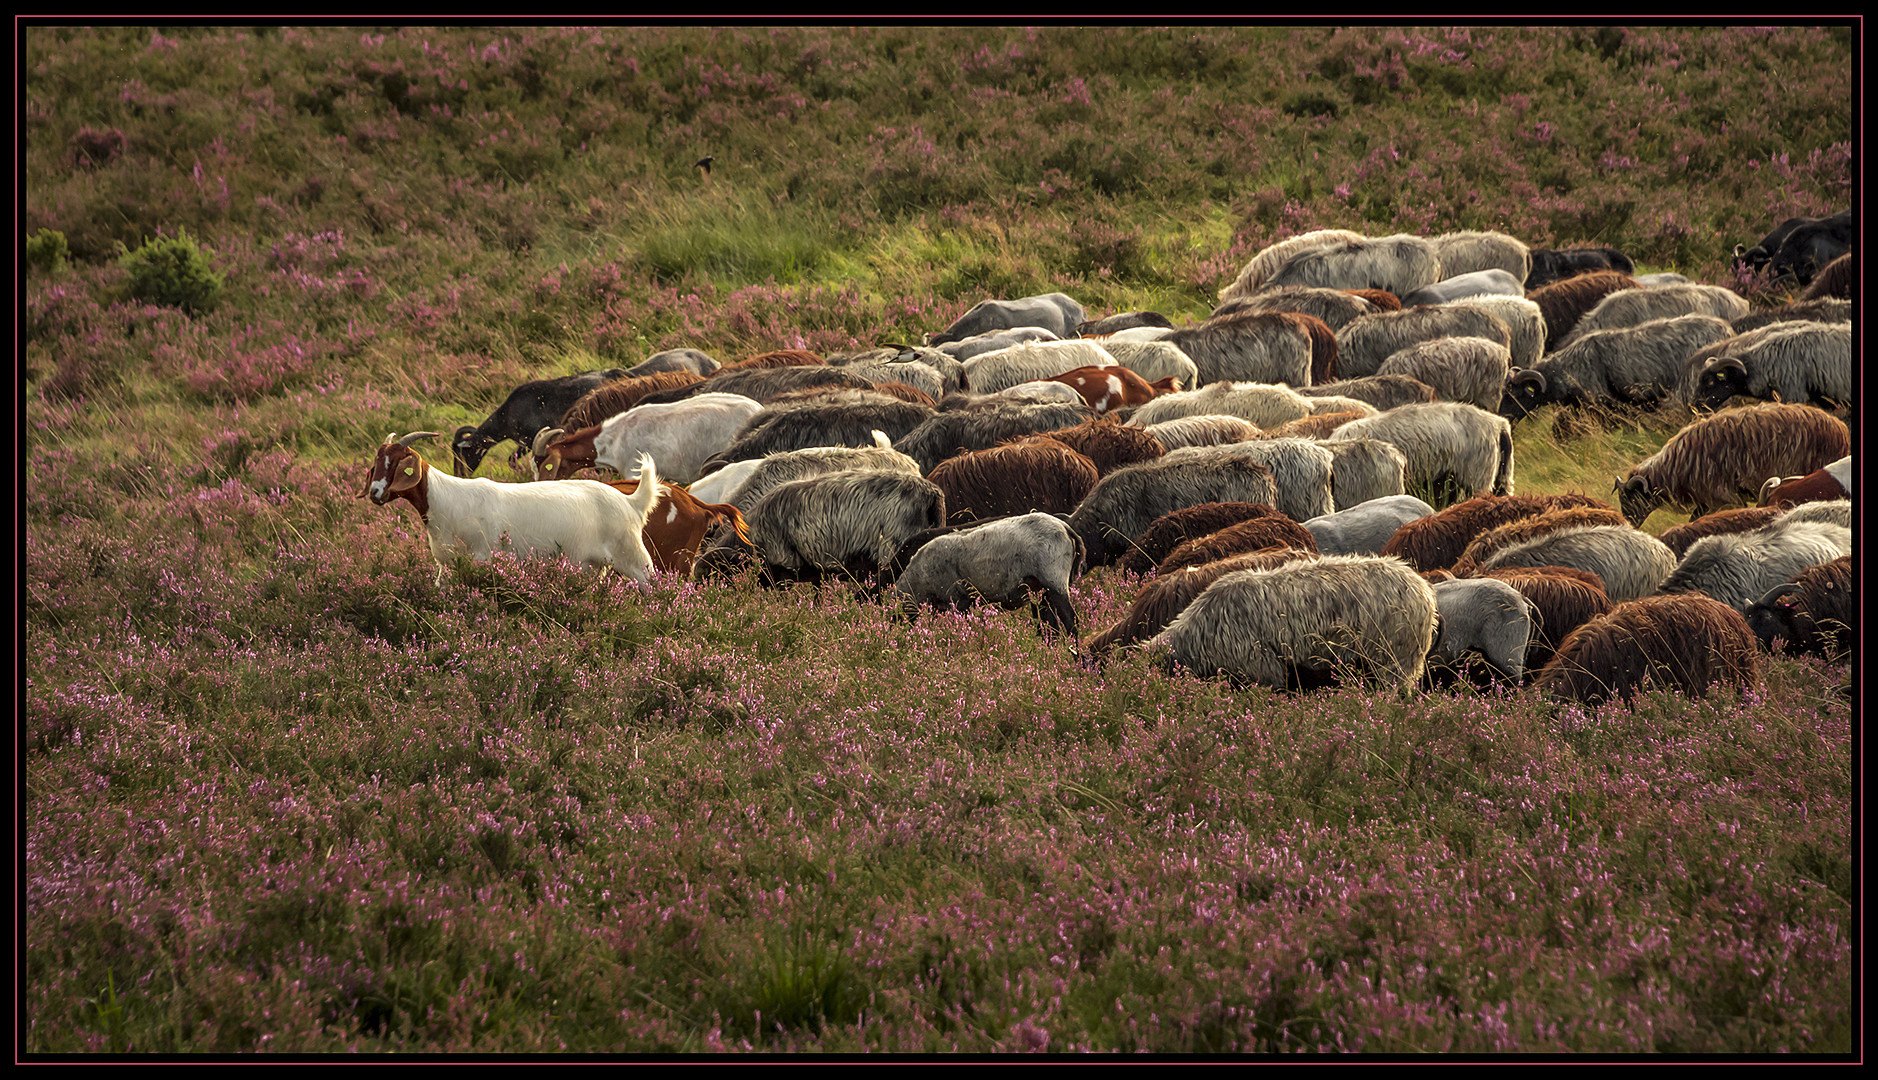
[1743,556,1852,661]
[1082,549,1318,657]
[1302,495,1436,556]
[925,441,1099,526]
[364,432,662,586]
[1474,524,1677,603]
[1615,403,1850,527]
[1160,311,1315,387]
[1327,402,1515,508]
[1524,270,1643,347]
[1067,455,1279,568]
[450,367,628,477]
[1375,336,1511,412]
[888,512,1085,637]
[1426,577,1538,684]
[1469,566,1615,674]
[1500,314,1735,423]
[1532,594,1760,708]
[1659,519,1851,612]
[1261,233,1443,299]
[1524,246,1636,290]
[1554,283,1750,350]
[927,293,1087,345]
[1334,305,1512,379]
[1429,230,1532,283]
[1686,321,1852,412]
[1216,229,1368,303]
[1401,268,1526,307]
[1128,380,1315,430]
[1149,554,1438,693]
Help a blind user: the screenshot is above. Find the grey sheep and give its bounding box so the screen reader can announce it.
[1129,380,1314,431]
[716,434,922,513]
[1660,518,1851,611]
[1210,284,1383,332]
[889,512,1084,637]
[1162,439,1336,522]
[892,399,1094,473]
[1162,312,1314,387]
[1299,374,1439,412]
[1262,233,1443,299]
[1317,438,1411,512]
[1686,321,1852,412]
[741,470,948,588]
[1067,455,1279,568]
[1401,268,1526,307]
[927,293,1086,345]
[1430,230,1532,283]
[961,339,1119,394]
[625,348,720,378]
[933,326,1062,362]
[1555,282,1750,350]
[709,395,936,465]
[1774,498,1852,530]
[1302,494,1437,556]
[1216,229,1367,303]
[1729,297,1852,335]
[1144,414,1260,451]
[1328,402,1515,508]
[1445,295,1546,370]
[1149,554,1438,693]
[1502,314,1735,422]
[1428,577,1538,683]
[1090,340,1202,389]
[1376,336,1512,412]
[1335,305,1512,379]
[1476,524,1677,603]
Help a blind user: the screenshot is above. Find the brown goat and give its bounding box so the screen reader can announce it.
[1756,466,1849,510]
[925,441,1099,526]
[1041,365,1169,414]
[598,477,750,575]
[1533,593,1761,708]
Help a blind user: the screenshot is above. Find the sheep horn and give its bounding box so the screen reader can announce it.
[1510,368,1546,391]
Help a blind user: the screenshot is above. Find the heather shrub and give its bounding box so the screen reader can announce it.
[118,229,224,316]
[26,227,69,273]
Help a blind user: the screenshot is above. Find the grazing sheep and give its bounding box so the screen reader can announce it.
[1379,492,1614,572]
[1525,246,1637,290]
[1729,296,1853,334]
[828,346,962,399]
[1150,554,1439,693]
[1317,438,1409,511]
[1216,228,1367,303]
[1161,311,1314,386]
[962,339,1120,394]
[1115,502,1290,575]
[893,399,1094,473]
[1476,524,1677,603]
[1089,339,1202,390]
[1615,403,1850,527]
[1299,394,1380,420]
[1426,577,1537,684]
[1335,305,1512,379]
[625,348,719,378]
[1739,209,1853,285]
[1157,514,1320,575]
[1743,555,1852,660]
[1555,283,1750,350]
[1083,549,1318,657]
[1445,295,1546,370]
[1144,414,1260,451]
[889,513,1086,637]
[1328,402,1515,508]
[1078,311,1175,336]
[1774,498,1852,530]
[1299,374,1438,412]
[451,368,629,477]
[1402,268,1526,307]
[934,326,1062,362]
[1525,270,1643,347]
[1262,234,1443,299]
[992,381,1090,406]
[1501,314,1734,423]
[1376,336,1512,412]
[1798,250,1855,301]
[928,293,1087,345]
[1686,321,1852,412]
[630,362,873,409]
[1660,518,1850,611]
[1302,494,1436,556]
[1471,566,1616,674]
[1656,506,1784,557]
[1067,455,1279,568]
[717,349,826,373]
[1015,417,1166,476]
[1129,380,1315,430]
[1448,504,1629,575]
[1211,284,1382,332]
[1267,411,1370,441]
[1532,594,1760,708]
[1163,438,1336,522]
[1758,455,1852,509]
[926,441,1100,525]
[740,470,948,588]
[1430,230,1532,283]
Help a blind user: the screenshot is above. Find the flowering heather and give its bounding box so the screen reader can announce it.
[23,24,1853,1054]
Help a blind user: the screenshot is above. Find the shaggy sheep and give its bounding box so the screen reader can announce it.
[962,339,1120,394]
[1089,340,1202,390]
[1144,414,1260,452]
[1426,577,1537,684]
[716,349,826,373]
[1430,231,1532,283]
[934,326,1062,362]
[1555,283,1750,350]
[1402,268,1526,307]
[926,441,1100,525]
[1615,403,1850,527]
[1798,250,1855,301]
[1475,524,1677,603]
[1659,518,1850,611]
[927,293,1087,345]
[1471,566,1616,674]
[1376,336,1512,412]
[1216,228,1368,303]
[1156,514,1321,575]
[1162,438,1336,521]
[1772,498,1852,530]
[1149,554,1439,693]
[1327,402,1515,508]
[1299,374,1439,412]
[1445,295,1546,370]
[1656,506,1784,557]
[1262,234,1443,299]
[1161,311,1314,387]
[1317,438,1409,511]
[1524,270,1643,347]
[1500,314,1734,423]
[1302,494,1436,556]
[1335,305,1512,379]
[1067,455,1279,568]
[1743,555,1852,661]
[1729,296,1853,335]
[1129,380,1315,430]
[1448,504,1629,575]
[715,434,923,513]
[1532,594,1760,708]
[1687,321,1852,412]
[1014,417,1166,476]
[708,395,936,463]
[889,512,1086,637]
[631,363,872,409]
[892,399,1094,473]
[1077,311,1175,336]
[739,470,948,588]
[1082,549,1318,657]
[1378,492,1614,572]
[991,381,1089,406]
[553,370,706,434]
[1525,246,1636,290]
[828,345,963,399]
[1210,285,1383,332]
[1114,502,1290,575]
[625,348,719,378]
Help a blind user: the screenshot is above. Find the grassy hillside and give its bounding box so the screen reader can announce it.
[23,25,1853,1054]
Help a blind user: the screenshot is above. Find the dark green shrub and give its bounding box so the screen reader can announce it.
[26,228,68,273]
[118,229,224,316]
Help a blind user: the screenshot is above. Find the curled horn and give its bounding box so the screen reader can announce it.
[532,426,566,459]
[1705,356,1747,378]
[1510,368,1546,392]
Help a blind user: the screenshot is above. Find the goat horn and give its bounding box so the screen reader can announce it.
[531,427,565,458]
[397,431,442,448]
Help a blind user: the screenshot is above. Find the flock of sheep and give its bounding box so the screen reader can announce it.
[368,219,1855,709]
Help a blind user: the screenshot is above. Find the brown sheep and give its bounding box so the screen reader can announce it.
[1449,505,1628,575]
[926,441,1099,526]
[1116,502,1288,575]
[716,348,826,372]
[1280,311,1340,384]
[1798,251,1855,302]
[1380,492,1614,572]
[1743,555,1852,661]
[1471,565,1615,673]
[1157,515,1321,575]
[1345,288,1402,312]
[555,370,704,433]
[1082,549,1318,657]
[1532,594,1761,708]
[1523,270,1642,347]
[1014,417,1166,476]
[1616,403,1850,527]
[1656,506,1783,557]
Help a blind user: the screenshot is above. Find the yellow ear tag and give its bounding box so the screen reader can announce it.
[404,466,415,475]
